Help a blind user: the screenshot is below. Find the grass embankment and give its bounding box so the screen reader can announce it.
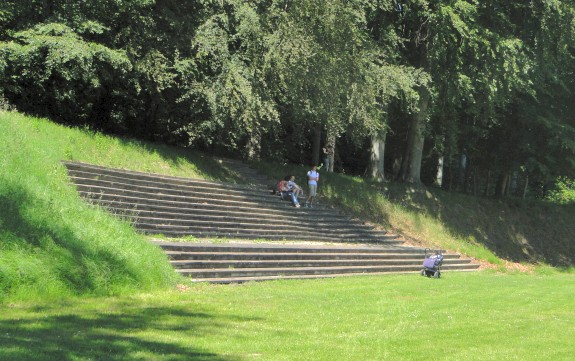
[0,111,249,302]
[2,112,575,360]
[254,163,575,270]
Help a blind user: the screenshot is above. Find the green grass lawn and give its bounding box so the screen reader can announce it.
[1,272,574,361]
[2,111,575,360]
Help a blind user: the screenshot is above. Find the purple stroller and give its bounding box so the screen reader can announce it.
[420,249,444,278]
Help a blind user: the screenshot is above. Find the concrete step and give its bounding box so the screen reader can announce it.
[170,258,473,269]
[65,161,278,202]
[65,162,335,211]
[153,241,425,254]
[68,171,277,203]
[124,215,396,239]
[80,198,376,229]
[107,206,391,233]
[181,263,479,280]
[64,161,268,191]
[163,251,462,261]
[141,226,402,244]
[74,190,400,242]
[74,187,335,216]
[63,161,482,283]
[139,225,394,243]
[192,269,479,283]
[74,184,274,209]
[153,240,479,282]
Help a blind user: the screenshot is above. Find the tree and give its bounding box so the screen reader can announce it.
[389,1,535,188]
[2,0,575,199]
[180,0,279,159]
[452,0,575,197]
[265,0,418,169]
[0,23,131,127]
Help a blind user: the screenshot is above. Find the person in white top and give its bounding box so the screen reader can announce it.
[305,165,319,208]
[288,175,303,197]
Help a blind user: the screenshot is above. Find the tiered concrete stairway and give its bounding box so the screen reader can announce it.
[63,160,480,282]
[152,241,478,283]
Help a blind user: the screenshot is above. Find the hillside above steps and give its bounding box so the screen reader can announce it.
[63,160,480,282]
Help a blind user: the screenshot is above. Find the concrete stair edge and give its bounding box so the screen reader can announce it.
[63,160,481,283]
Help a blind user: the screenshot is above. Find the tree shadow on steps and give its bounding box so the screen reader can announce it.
[116,138,251,185]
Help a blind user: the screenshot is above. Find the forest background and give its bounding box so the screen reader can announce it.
[1,0,575,200]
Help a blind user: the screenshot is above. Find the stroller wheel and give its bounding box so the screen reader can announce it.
[420,269,426,276]
[433,271,440,278]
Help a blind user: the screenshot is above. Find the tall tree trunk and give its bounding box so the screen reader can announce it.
[510,171,519,196]
[368,131,386,181]
[484,169,491,197]
[325,129,336,172]
[434,156,444,187]
[311,126,321,166]
[246,130,261,161]
[459,154,468,192]
[495,172,510,198]
[472,167,478,196]
[522,174,529,199]
[399,86,429,184]
[145,92,160,140]
[506,174,513,196]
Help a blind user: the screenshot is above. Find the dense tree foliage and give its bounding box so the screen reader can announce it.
[1,0,574,199]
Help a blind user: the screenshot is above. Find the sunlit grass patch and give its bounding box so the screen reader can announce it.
[1,272,574,361]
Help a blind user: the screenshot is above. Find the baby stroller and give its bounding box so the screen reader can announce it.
[420,248,444,278]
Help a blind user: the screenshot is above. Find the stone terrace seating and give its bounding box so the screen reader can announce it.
[63,160,480,283]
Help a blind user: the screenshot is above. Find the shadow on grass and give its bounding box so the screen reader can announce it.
[0,301,246,361]
[116,138,250,184]
[378,183,575,267]
[0,180,160,295]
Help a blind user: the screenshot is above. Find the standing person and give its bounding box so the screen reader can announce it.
[305,165,319,208]
[322,145,334,172]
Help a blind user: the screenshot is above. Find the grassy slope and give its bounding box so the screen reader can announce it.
[378,183,575,268]
[253,157,575,271]
[1,110,574,304]
[0,111,248,302]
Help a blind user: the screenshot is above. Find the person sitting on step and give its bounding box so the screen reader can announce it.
[287,175,303,198]
[278,176,301,208]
